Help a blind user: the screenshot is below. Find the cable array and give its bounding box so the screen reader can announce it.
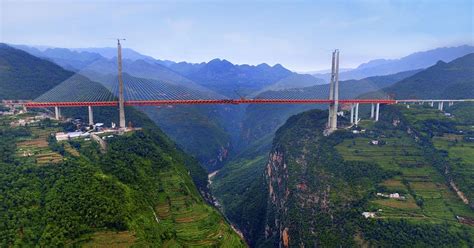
[34,72,332,104]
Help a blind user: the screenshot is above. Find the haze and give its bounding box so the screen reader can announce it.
[1,0,473,71]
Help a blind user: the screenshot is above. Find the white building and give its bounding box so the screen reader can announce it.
[55,132,90,141]
[55,132,69,141]
[362,212,376,218]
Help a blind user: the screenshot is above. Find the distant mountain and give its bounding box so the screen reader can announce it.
[0,43,74,100]
[251,73,326,96]
[367,53,474,99]
[10,44,104,71]
[184,59,293,97]
[13,44,212,92]
[78,58,210,92]
[168,61,206,75]
[313,45,474,81]
[72,47,155,61]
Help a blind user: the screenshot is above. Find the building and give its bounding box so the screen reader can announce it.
[55,131,90,141]
[389,193,400,199]
[55,132,69,141]
[362,212,376,218]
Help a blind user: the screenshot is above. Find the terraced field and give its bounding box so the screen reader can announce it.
[336,124,474,226]
[155,168,243,247]
[433,134,474,202]
[14,117,63,165]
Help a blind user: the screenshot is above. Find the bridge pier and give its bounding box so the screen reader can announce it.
[430,101,434,107]
[370,103,375,119]
[88,106,94,126]
[354,103,359,125]
[438,101,444,111]
[54,106,61,120]
[350,104,354,124]
[449,101,453,107]
[375,103,380,121]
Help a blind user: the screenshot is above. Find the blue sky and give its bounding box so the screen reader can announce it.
[1,0,473,71]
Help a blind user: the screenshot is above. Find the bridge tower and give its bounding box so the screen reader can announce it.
[117,39,126,129]
[327,49,340,133]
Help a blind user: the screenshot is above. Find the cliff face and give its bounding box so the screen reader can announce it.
[261,109,388,247]
[265,149,332,247]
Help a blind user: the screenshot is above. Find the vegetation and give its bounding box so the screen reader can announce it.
[379,53,474,99]
[211,136,273,245]
[0,111,244,247]
[215,104,474,247]
[0,43,74,100]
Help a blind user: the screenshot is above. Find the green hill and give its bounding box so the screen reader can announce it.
[214,104,474,247]
[0,43,74,100]
[0,109,244,247]
[376,53,474,99]
[0,43,244,246]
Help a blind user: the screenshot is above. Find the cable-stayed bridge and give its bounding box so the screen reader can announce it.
[22,44,473,134]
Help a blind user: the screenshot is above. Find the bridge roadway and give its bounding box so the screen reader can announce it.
[24,99,397,108]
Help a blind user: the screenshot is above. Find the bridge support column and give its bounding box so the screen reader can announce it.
[375,103,380,122]
[370,103,375,119]
[354,103,359,125]
[88,106,94,126]
[438,102,444,111]
[449,101,453,107]
[350,104,354,124]
[430,101,434,107]
[54,106,61,120]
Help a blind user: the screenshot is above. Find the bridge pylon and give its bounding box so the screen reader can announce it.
[326,49,340,134]
[117,39,126,129]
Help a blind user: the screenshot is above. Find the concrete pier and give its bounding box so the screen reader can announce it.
[438,101,444,111]
[54,106,61,120]
[350,104,354,124]
[430,101,434,107]
[354,103,359,125]
[375,103,380,122]
[370,103,375,119]
[88,106,94,126]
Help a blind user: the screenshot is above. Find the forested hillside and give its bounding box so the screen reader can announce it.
[215,104,474,247]
[0,110,244,246]
[373,53,474,99]
[0,44,74,100]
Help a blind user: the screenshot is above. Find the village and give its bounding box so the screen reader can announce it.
[1,100,139,145]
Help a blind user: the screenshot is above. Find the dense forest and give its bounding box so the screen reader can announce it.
[0,43,74,100]
[0,109,243,246]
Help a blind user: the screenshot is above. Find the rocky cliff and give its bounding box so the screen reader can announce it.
[261,109,389,247]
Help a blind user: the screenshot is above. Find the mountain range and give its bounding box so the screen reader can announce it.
[2,41,474,247]
[313,45,474,81]
[369,53,474,99]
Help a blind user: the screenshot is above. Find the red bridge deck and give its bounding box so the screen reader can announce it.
[24,99,397,108]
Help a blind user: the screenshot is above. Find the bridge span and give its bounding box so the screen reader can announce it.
[18,44,474,134]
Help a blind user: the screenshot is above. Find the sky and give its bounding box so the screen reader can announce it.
[1,0,473,71]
